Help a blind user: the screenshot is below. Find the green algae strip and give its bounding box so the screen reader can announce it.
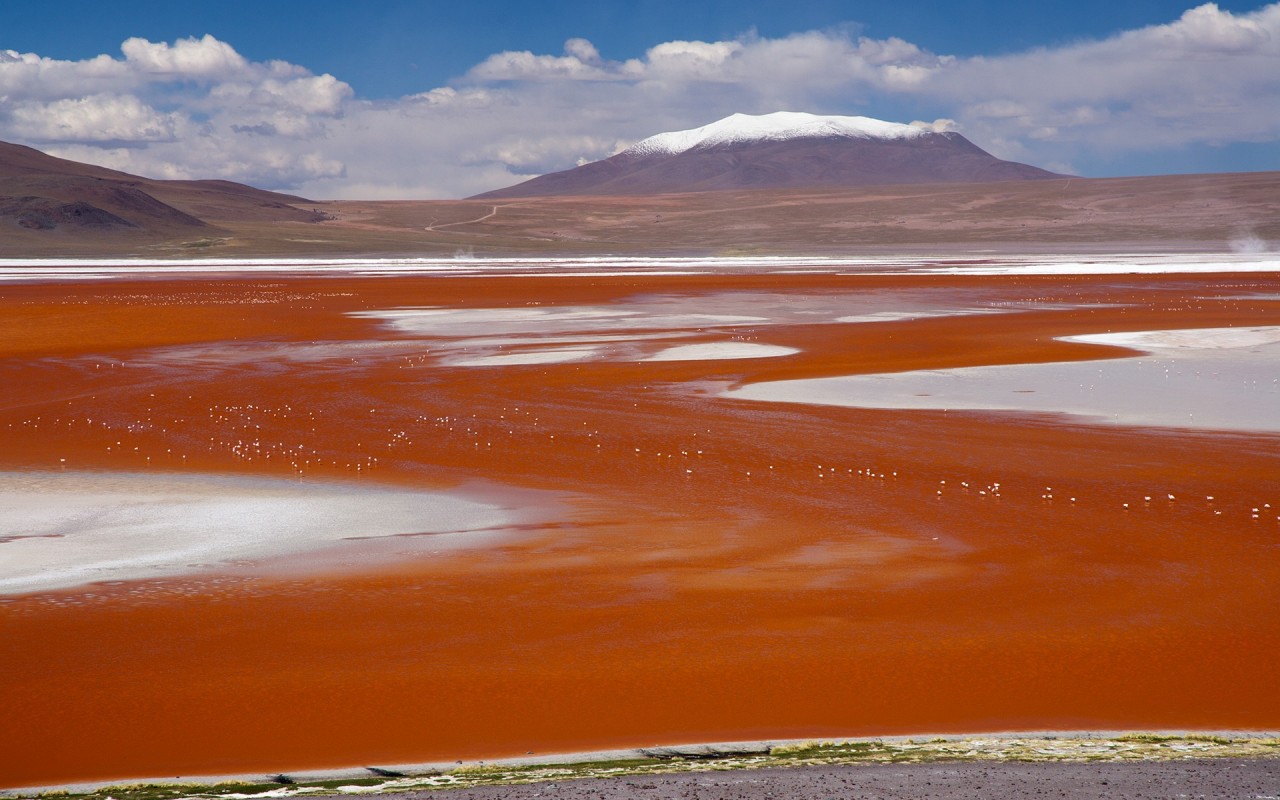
[11,734,1280,800]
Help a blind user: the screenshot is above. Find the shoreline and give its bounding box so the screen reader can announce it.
[6,730,1279,796]
[0,252,1278,284]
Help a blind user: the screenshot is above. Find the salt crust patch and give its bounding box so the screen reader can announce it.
[142,339,430,366]
[835,309,1007,323]
[455,332,686,347]
[2,253,1277,282]
[1063,326,1280,351]
[726,327,1280,434]
[137,290,1018,374]
[352,306,766,337]
[450,346,599,367]
[351,294,1003,369]
[0,472,517,595]
[353,303,776,368]
[644,343,799,362]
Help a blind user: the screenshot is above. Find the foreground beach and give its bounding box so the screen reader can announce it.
[346,759,1280,800]
[2,255,1277,789]
[5,734,1278,799]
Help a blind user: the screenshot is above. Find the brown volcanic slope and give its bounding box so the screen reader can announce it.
[0,140,326,252]
[0,139,1276,257]
[266,172,1274,258]
[473,131,1061,199]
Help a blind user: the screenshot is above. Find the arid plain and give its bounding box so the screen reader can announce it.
[2,165,1280,790]
[2,169,1278,259]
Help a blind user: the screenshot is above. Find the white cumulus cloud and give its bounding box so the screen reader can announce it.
[120,34,248,78]
[0,35,354,189]
[9,94,179,143]
[930,3,1280,154]
[1,4,1277,199]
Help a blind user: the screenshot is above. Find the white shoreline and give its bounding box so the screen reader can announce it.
[4,729,1277,796]
[0,253,1278,282]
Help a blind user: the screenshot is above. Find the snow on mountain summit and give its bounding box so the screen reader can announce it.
[624,112,930,157]
[471,111,1061,199]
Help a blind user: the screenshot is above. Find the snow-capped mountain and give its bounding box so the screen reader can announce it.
[625,112,929,156]
[473,112,1062,198]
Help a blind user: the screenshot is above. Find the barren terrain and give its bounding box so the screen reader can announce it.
[3,169,1279,258]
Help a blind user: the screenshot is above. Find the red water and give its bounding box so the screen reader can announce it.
[1,272,1277,787]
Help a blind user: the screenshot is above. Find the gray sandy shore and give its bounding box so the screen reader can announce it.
[379,759,1279,800]
[8,734,1279,799]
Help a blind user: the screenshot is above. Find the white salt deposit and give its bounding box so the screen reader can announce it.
[909,256,1280,276]
[351,302,774,367]
[346,293,1113,369]
[454,332,686,347]
[643,343,799,361]
[1063,326,1280,351]
[450,346,600,367]
[353,306,766,337]
[834,309,1008,324]
[138,340,432,367]
[726,326,1280,434]
[358,306,632,332]
[0,472,529,595]
[1,253,1278,283]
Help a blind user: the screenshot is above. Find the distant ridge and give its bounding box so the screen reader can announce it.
[473,111,1063,198]
[0,139,322,234]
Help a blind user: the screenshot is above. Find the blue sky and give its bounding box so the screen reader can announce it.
[6,0,1249,97]
[2,1,1277,197]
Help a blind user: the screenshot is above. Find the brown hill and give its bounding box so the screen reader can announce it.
[474,114,1061,199]
[0,140,324,241]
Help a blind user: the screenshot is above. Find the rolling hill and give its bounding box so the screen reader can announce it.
[0,140,325,240]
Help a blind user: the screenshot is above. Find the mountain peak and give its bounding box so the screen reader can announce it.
[624,112,932,157]
[472,112,1062,199]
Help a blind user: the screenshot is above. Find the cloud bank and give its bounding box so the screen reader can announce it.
[1,3,1276,198]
